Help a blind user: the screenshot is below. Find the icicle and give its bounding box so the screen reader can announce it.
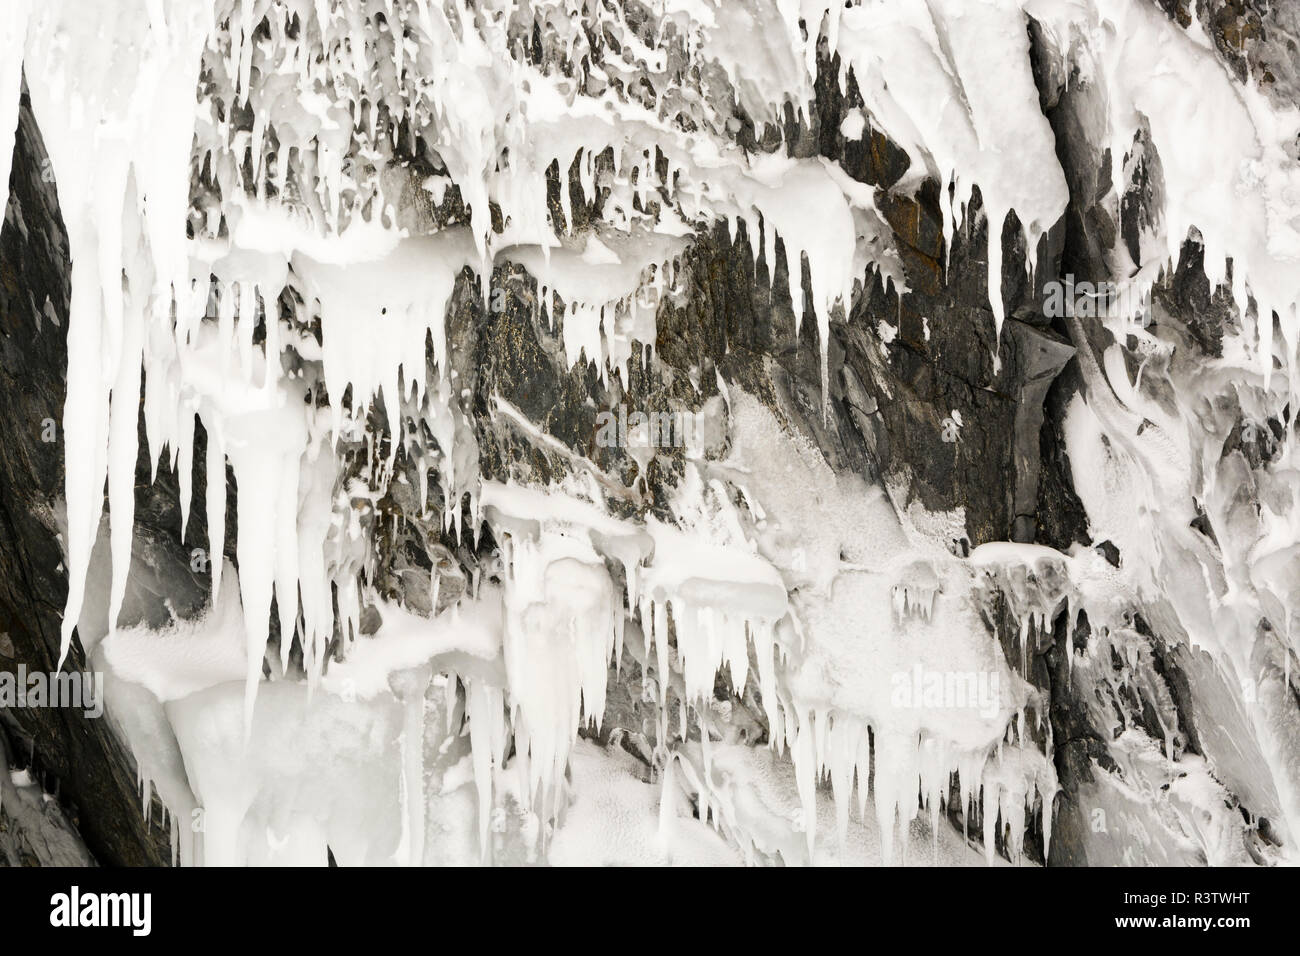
[652,751,677,862]
[394,664,432,866]
[987,202,1007,359]
[792,706,818,861]
[107,208,148,639]
[177,413,195,541]
[204,422,226,604]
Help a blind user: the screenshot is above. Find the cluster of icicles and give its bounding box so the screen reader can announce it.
[3,0,1300,864]
[473,479,1067,865]
[0,0,909,730]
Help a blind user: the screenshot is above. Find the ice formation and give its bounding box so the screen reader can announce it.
[3,0,1300,865]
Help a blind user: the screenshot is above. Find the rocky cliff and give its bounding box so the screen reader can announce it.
[2,0,1299,866]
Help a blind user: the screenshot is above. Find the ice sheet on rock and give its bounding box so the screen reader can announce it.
[1084,0,1300,388]
[692,0,814,131]
[1084,727,1257,866]
[168,679,406,866]
[834,0,1069,338]
[324,589,505,700]
[99,581,249,703]
[720,386,1055,862]
[547,740,740,867]
[1065,354,1300,856]
[640,505,789,711]
[95,663,202,866]
[294,231,476,439]
[784,570,1037,862]
[479,478,653,597]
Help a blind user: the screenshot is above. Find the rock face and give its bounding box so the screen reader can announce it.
[2,1,1298,866]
